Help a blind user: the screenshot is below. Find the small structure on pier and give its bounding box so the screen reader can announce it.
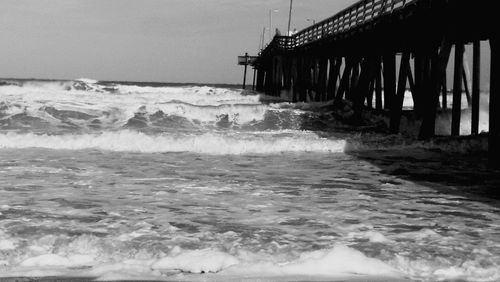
[237,53,258,89]
[251,0,498,165]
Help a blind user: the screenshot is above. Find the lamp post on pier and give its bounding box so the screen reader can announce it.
[287,0,293,36]
[269,9,279,41]
[260,27,266,51]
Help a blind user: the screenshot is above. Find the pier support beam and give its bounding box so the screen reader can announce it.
[463,61,472,106]
[256,68,265,92]
[303,57,312,101]
[383,54,396,110]
[452,43,465,136]
[490,38,500,167]
[390,52,411,133]
[407,66,416,103]
[471,41,481,135]
[317,57,328,101]
[291,57,299,102]
[353,57,377,122]
[414,53,424,115]
[252,68,257,90]
[348,61,360,101]
[419,40,452,140]
[334,58,352,106]
[442,74,448,109]
[299,56,308,101]
[327,57,341,101]
[264,66,273,95]
[375,58,383,111]
[275,56,284,97]
[283,57,292,95]
[310,58,317,101]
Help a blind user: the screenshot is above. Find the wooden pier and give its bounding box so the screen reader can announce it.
[253,0,498,165]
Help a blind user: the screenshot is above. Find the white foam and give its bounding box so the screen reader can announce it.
[0,130,345,154]
[0,239,17,250]
[221,245,402,278]
[20,254,95,267]
[392,254,500,282]
[113,85,261,106]
[152,249,239,274]
[279,245,400,276]
[348,231,390,243]
[0,83,268,128]
[0,230,18,251]
[0,238,498,282]
[75,78,99,84]
[149,102,270,124]
[395,228,442,241]
[432,264,500,282]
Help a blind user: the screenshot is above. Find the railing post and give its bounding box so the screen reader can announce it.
[362,1,367,22]
[371,0,377,18]
[380,0,388,15]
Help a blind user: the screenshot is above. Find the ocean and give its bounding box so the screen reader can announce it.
[0,78,499,281]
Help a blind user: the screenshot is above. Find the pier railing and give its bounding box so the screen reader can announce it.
[266,0,418,51]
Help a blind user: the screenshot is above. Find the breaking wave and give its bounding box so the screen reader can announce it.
[0,130,345,154]
[0,79,315,134]
[1,227,497,281]
[0,227,405,280]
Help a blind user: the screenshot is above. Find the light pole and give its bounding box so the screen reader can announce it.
[287,0,293,36]
[260,27,266,51]
[269,9,279,41]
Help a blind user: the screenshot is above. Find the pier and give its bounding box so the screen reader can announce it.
[250,0,498,165]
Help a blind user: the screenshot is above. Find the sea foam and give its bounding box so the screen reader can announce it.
[0,130,345,154]
[152,249,240,274]
[1,243,404,280]
[0,229,498,282]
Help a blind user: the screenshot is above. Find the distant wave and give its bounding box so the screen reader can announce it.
[0,80,278,133]
[0,79,260,105]
[75,78,99,84]
[0,102,309,133]
[0,78,104,93]
[0,78,316,134]
[0,130,346,154]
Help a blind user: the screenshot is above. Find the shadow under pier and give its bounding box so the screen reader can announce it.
[345,136,500,204]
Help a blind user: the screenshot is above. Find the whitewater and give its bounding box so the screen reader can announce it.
[1,78,500,281]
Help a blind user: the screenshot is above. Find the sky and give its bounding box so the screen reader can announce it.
[0,0,357,84]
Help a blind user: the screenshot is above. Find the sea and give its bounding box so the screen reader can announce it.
[0,78,499,281]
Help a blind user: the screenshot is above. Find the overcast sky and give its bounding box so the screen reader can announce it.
[0,0,357,84]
